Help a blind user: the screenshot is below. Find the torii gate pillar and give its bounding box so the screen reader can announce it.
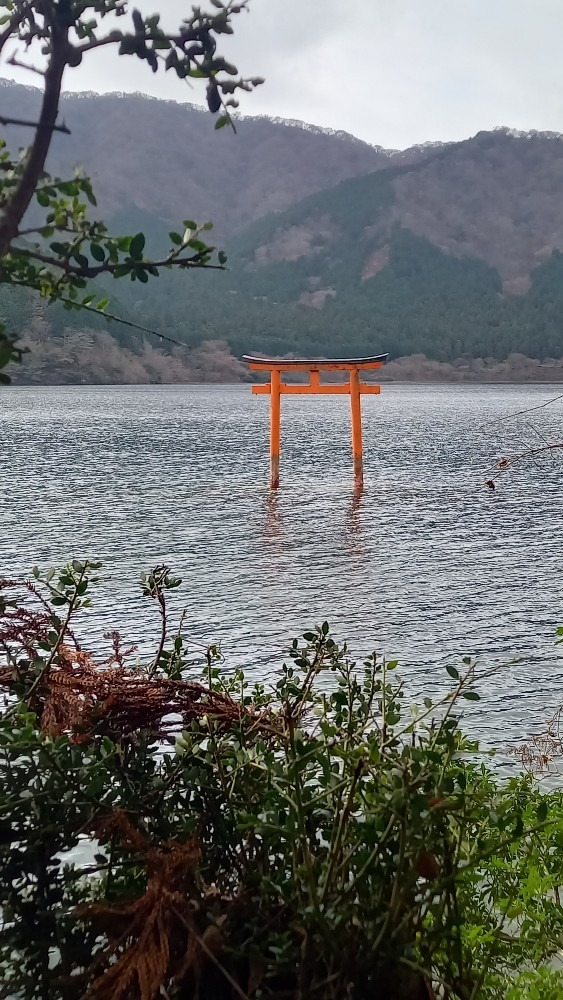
[243,354,388,489]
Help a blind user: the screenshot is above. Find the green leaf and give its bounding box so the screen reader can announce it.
[97,298,110,311]
[90,243,105,262]
[462,690,480,701]
[169,232,182,246]
[129,232,146,260]
[214,114,230,130]
[446,664,459,681]
[385,712,400,726]
[187,238,207,252]
[84,185,97,206]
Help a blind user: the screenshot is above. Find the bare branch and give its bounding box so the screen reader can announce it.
[502,442,563,465]
[6,52,46,77]
[75,30,172,55]
[10,244,225,278]
[0,115,70,134]
[0,1,34,57]
[485,441,563,488]
[15,224,81,238]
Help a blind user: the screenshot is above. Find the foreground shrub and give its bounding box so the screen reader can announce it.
[1,562,563,999]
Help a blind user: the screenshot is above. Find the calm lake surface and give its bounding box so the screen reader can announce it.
[2,382,563,753]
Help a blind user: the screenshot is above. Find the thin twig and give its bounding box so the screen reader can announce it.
[171,905,252,1000]
[149,589,167,680]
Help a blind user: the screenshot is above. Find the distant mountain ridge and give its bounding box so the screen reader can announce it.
[3,80,563,380]
[0,80,411,235]
[230,126,563,294]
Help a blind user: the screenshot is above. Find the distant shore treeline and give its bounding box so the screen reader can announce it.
[8,324,563,385]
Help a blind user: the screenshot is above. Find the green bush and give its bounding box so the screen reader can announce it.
[1,563,563,999]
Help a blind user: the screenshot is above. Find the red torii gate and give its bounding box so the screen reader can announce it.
[243,354,388,489]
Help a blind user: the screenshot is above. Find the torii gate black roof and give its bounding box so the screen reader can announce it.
[242,354,389,366]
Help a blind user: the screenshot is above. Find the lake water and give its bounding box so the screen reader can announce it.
[2,382,563,755]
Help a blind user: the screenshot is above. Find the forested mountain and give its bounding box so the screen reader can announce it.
[3,80,563,382]
[232,127,563,293]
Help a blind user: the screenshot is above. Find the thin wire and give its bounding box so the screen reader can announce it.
[8,280,203,352]
[103,309,189,350]
[58,297,191,350]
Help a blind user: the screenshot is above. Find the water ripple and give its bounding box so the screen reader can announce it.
[2,383,563,748]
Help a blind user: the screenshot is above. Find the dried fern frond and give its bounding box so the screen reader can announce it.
[1,641,280,743]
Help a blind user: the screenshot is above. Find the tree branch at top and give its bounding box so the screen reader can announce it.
[0,0,263,381]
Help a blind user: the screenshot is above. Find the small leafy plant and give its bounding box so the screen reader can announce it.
[1,563,563,999]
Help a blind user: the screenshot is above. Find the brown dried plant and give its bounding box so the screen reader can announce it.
[0,639,277,742]
[75,812,202,1000]
[510,704,563,774]
[0,567,279,1000]
[0,574,280,744]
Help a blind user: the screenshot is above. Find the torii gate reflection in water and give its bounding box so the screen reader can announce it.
[242,355,388,489]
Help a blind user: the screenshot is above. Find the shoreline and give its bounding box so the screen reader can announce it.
[6,377,563,388]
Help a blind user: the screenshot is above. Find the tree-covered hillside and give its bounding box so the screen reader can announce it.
[6,112,563,381]
[6,222,563,379]
[79,223,563,364]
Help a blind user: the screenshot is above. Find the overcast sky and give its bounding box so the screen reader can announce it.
[3,0,563,149]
